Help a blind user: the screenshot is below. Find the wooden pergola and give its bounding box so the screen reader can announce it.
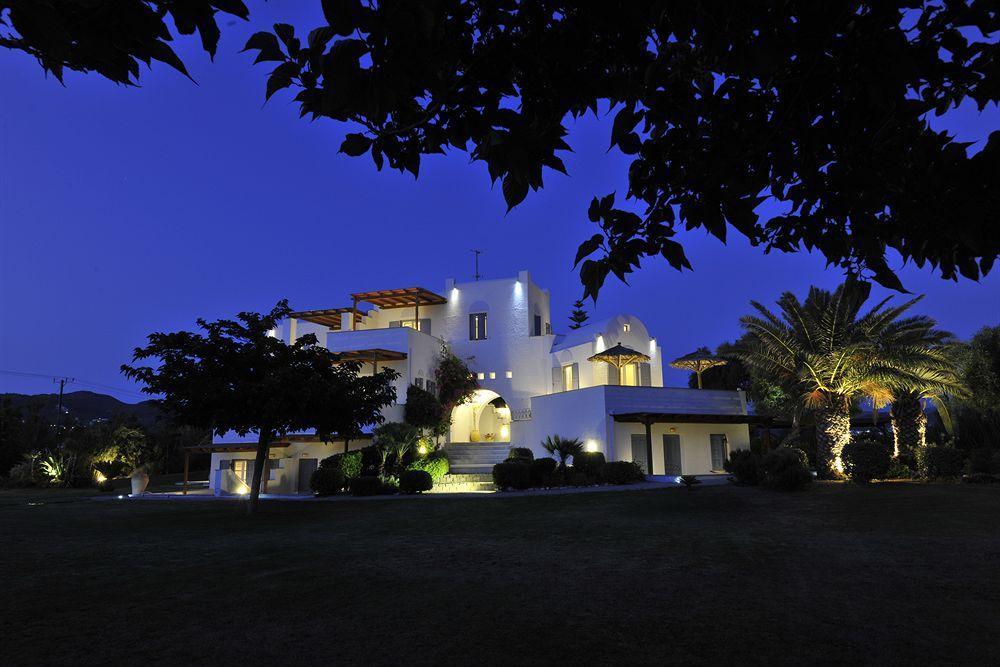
[333,348,407,373]
[290,307,369,330]
[349,286,447,331]
[611,412,776,475]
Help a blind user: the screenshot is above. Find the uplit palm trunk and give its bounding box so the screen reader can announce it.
[890,393,926,457]
[247,427,272,515]
[815,402,850,479]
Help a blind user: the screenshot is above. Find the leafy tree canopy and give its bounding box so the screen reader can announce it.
[121,300,398,511]
[244,1,999,298]
[0,0,249,84]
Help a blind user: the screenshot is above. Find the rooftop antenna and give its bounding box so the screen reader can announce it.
[471,249,483,281]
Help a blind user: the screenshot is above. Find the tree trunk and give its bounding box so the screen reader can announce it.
[890,393,926,457]
[815,402,850,479]
[247,427,273,515]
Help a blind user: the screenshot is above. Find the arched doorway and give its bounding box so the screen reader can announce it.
[450,389,512,443]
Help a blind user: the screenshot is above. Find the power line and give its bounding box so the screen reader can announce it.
[0,369,149,400]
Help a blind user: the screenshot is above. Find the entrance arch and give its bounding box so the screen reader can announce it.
[450,389,512,443]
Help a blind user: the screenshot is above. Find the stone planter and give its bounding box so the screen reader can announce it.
[130,470,149,495]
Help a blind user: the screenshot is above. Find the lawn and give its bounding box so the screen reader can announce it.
[3,483,999,665]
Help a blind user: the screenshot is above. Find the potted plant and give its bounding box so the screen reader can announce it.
[130,465,150,495]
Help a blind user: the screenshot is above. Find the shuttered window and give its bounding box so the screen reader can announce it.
[710,434,728,471]
[469,313,487,340]
[640,362,652,387]
[533,314,542,336]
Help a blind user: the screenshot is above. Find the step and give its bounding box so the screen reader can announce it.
[448,464,498,475]
[438,473,494,484]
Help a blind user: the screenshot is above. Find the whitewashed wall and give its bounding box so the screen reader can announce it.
[612,422,750,475]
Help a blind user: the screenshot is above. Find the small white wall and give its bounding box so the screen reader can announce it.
[612,422,750,475]
[516,386,610,458]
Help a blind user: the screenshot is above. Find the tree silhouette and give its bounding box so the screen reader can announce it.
[244,1,998,298]
[568,299,589,330]
[0,1,249,84]
[121,300,398,513]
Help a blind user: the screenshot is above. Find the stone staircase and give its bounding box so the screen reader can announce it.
[444,442,511,474]
[430,473,495,493]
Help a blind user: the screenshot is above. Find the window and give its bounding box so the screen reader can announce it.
[425,380,437,395]
[622,323,631,333]
[505,370,513,379]
[621,363,638,386]
[469,312,487,340]
[391,319,431,334]
[545,322,552,334]
[710,434,728,471]
[477,372,485,380]
[414,377,424,389]
[562,364,574,391]
[232,459,249,483]
[488,372,496,379]
[533,314,542,336]
[267,459,282,481]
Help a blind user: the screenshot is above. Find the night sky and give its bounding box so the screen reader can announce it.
[1,3,998,400]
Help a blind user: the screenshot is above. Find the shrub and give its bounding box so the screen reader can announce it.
[406,451,449,482]
[530,457,558,486]
[724,449,760,486]
[310,466,346,496]
[603,461,646,485]
[967,448,1000,475]
[492,461,531,490]
[404,383,444,429]
[885,460,916,480]
[679,475,701,489]
[399,469,433,494]
[572,451,606,481]
[349,476,390,496]
[962,472,1000,484]
[567,471,591,486]
[506,447,534,462]
[541,435,583,470]
[761,447,812,491]
[320,449,365,481]
[97,478,117,492]
[842,437,892,484]
[918,445,966,479]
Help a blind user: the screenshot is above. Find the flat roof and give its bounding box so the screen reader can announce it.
[612,412,778,425]
[351,287,447,309]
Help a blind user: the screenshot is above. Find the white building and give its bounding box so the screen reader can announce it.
[205,270,759,494]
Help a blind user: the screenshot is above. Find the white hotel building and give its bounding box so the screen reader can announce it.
[205,271,761,494]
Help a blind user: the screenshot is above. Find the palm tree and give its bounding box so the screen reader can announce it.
[541,435,584,471]
[737,279,935,479]
[877,318,967,455]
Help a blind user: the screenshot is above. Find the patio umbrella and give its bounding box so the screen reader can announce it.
[587,343,650,368]
[669,349,728,389]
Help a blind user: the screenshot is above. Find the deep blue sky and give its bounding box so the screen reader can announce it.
[1,3,998,400]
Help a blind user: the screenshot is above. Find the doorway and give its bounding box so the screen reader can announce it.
[630,433,649,474]
[298,458,318,494]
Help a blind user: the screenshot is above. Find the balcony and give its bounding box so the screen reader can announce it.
[326,325,443,365]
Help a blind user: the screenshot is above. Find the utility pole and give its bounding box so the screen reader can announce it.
[471,249,482,281]
[54,376,74,432]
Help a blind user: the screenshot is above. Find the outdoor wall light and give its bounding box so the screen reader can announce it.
[585,439,599,452]
[669,427,677,433]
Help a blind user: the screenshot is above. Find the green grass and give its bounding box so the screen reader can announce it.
[3,483,999,664]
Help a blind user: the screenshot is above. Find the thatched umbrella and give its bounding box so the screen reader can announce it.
[670,349,728,389]
[588,343,650,368]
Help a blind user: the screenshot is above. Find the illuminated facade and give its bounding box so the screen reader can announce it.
[207,270,754,493]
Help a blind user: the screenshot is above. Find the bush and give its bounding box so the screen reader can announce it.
[679,475,701,489]
[506,447,534,462]
[842,437,892,484]
[724,449,760,485]
[885,460,916,480]
[567,471,591,486]
[918,445,966,478]
[492,461,532,490]
[962,472,1000,484]
[967,448,1000,475]
[406,451,450,482]
[349,475,394,496]
[399,469,433,494]
[320,449,365,481]
[404,383,445,429]
[603,461,646,485]
[97,478,117,492]
[572,451,606,481]
[530,457,558,486]
[761,447,812,491]
[310,466,346,496]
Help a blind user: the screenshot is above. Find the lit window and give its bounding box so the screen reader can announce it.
[505,370,513,379]
[621,363,638,386]
[622,323,631,333]
[477,372,485,380]
[489,372,496,379]
[469,312,487,340]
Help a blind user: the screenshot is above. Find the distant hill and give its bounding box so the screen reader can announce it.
[1,390,162,427]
